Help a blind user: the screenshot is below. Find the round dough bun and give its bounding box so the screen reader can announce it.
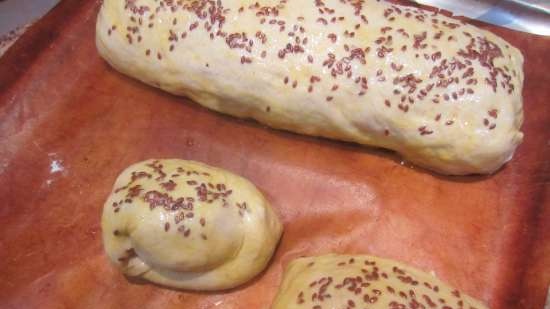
[101,159,283,291]
[272,254,488,309]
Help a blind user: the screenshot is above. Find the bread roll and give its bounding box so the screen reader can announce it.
[101,159,283,291]
[272,254,489,309]
[96,0,524,175]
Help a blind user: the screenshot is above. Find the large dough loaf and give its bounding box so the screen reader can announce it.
[96,0,524,175]
[102,159,282,290]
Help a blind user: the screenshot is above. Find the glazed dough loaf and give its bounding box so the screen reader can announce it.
[101,159,283,290]
[96,0,524,175]
[272,254,489,309]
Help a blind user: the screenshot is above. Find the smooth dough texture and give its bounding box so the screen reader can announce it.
[96,0,524,175]
[272,254,489,309]
[101,159,283,291]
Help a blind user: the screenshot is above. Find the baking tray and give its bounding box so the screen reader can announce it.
[0,0,548,308]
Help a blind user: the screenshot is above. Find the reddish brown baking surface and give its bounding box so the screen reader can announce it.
[0,1,548,308]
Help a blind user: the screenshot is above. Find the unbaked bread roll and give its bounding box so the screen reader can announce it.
[101,159,283,291]
[96,0,524,175]
[272,254,488,309]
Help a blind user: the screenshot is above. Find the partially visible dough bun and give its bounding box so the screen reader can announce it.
[272,254,489,309]
[96,0,524,175]
[101,159,283,291]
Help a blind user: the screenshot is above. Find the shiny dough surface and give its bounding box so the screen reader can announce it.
[96,0,524,175]
[101,159,283,291]
[272,254,489,309]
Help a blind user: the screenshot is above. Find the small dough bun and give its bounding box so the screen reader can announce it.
[101,159,283,291]
[272,254,488,309]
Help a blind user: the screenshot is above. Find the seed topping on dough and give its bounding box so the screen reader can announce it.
[111,160,249,240]
[290,257,481,309]
[107,0,519,138]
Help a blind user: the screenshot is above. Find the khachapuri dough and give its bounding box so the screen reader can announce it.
[96,0,524,175]
[102,159,283,291]
[272,254,489,309]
